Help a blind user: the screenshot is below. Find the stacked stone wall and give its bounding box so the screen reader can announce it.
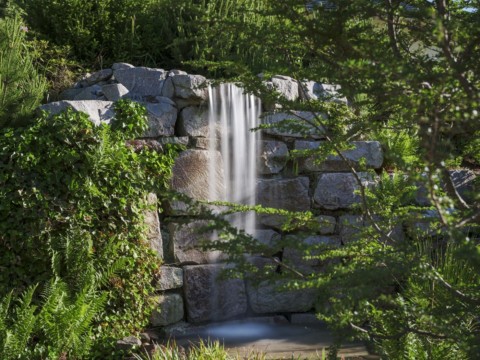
[41,65,477,332]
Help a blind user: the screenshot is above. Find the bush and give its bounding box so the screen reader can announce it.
[0,100,178,356]
[0,14,47,127]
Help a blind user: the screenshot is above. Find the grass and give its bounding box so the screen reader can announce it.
[132,339,332,359]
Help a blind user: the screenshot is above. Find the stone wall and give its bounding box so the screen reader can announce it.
[42,65,477,330]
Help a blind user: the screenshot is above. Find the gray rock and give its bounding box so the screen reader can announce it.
[145,193,163,258]
[39,100,114,125]
[294,141,383,172]
[169,69,188,76]
[102,83,130,101]
[157,136,190,147]
[158,136,190,146]
[316,215,336,235]
[189,137,210,149]
[313,172,375,210]
[143,101,177,137]
[258,141,289,174]
[265,75,300,101]
[171,149,225,203]
[283,235,340,274]
[74,85,103,100]
[160,77,175,99]
[150,293,184,326]
[254,229,282,253]
[172,75,208,102]
[262,111,326,138]
[300,81,348,104]
[338,215,364,244]
[155,266,183,290]
[247,280,316,313]
[258,214,288,230]
[116,336,141,351]
[183,264,247,323]
[83,68,113,86]
[256,177,310,211]
[112,62,135,70]
[177,106,210,137]
[114,67,167,97]
[168,221,224,265]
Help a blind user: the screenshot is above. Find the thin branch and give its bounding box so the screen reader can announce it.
[271,256,306,279]
[289,98,397,245]
[427,262,480,305]
[435,0,477,97]
[386,0,402,60]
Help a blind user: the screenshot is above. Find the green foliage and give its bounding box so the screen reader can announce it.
[0,101,178,356]
[0,280,106,359]
[190,1,480,358]
[0,14,47,127]
[133,339,267,360]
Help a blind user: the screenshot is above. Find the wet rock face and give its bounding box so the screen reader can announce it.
[170,149,225,207]
[257,177,310,211]
[183,264,247,323]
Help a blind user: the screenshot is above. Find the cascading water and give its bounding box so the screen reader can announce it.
[207,83,261,235]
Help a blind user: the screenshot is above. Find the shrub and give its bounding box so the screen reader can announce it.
[0,14,47,127]
[0,100,178,356]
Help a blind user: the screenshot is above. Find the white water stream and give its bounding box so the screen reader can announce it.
[207,84,261,235]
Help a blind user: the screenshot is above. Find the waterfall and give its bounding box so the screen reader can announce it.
[208,84,261,235]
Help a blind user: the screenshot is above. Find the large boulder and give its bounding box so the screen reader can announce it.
[171,74,209,105]
[170,149,225,203]
[177,106,210,137]
[143,99,177,137]
[155,266,183,291]
[183,264,247,323]
[101,83,130,101]
[300,81,348,104]
[256,177,310,211]
[113,66,168,97]
[294,141,383,172]
[168,221,224,265]
[265,75,300,101]
[257,140,289,174]
[261,111,326,138]
[39,100,114,125]
[247,279,316,314]
[313,172,375,210]
[150,293,184,326]
[282,235,340,274]
[338,215,364,244]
